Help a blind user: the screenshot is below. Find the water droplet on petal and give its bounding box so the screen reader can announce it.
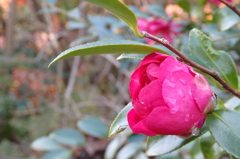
[185,114,190,122]
[192,126,200,136]
[178,89,185,98]
[191,115,194,119]
[165,79,175,87]
[180,78,187,85]
[170,106,178,114]
[141,102,145,104]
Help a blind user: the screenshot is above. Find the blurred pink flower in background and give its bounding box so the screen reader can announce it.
[209,0,232,6]
[138,18,182,44]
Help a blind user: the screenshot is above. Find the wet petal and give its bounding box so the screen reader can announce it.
[135,80,166,117]
[127,109,157,136]
[162,70,195,112]
[158,56,189,86]
[147,106,202,135]
[191,73,212,112]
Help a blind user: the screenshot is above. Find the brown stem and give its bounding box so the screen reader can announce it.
[219,0,240,17]
[141,31,240,99]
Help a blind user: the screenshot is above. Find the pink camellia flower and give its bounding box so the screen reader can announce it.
[209,0,232,6]
[138,18,181,44]
[127,52,216,137]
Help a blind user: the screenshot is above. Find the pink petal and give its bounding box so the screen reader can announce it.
[127,109,157,136]
[134,80,166,118]
[129,79,141,100]
[162,70,195,111]
[158,56,189,86]
[147,106,202,135]
[191,73,212,112]
[139,52,160,66]
[146,63,159,80]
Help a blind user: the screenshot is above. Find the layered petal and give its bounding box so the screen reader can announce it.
[158,56,189,86]
[191,73,212,112]
[134,80,166,118]
[127,109,157,136]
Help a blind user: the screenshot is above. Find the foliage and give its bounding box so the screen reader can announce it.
[1,0,240,158]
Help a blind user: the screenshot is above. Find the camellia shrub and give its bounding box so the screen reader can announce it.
[48,0,240,158]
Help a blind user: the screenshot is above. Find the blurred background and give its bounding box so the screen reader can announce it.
[0,0,240,158]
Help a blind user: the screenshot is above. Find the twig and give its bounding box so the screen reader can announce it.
[141,31,240,99]
[219,0,240,17]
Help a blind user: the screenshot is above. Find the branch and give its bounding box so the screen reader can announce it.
[141,31,240,99]
[219,0,240,17]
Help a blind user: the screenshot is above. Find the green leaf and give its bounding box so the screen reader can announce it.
[43,149,72,159]
[200,132,225,159]
[214,7,240,31]
[117,54,147,60]
[49,128,86,147]
[146,126,208,156]
[104,135,127,159]
[77,117,109,138]
[109,102,133,137]
[225,96,240,109]
[189,29,238,90]
[234,105,240,112]
[116,142,142,159]
[216,98,226,110]
[190,140,204,159]
[206,109,240,158]
[31,137,61,151]
[83,0,143,38]
[177,0,191,13]
[48,40,167,67]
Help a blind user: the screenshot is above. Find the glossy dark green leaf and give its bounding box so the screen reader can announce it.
[109,102,133,136]
[31,137,61,151]
[117,54,147,60]
[83,0,143,38]
[48,40,167,67]
[146,126,208,156]
[43,149,72,159]
[206,110,240,158]
[189,29,238,90]
[177,0,191,13]
[77,117,109,138]
[214,7,240,31]
[49,128,86,146]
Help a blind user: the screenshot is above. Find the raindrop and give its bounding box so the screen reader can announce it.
[185,114,190,122]
[191,115,194,119]
[170,106,178,114]
[178,89,185,98]
[165,79,175,87]
[141,102,145,104]
[180,78,187,85]
[192,126,200,136]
